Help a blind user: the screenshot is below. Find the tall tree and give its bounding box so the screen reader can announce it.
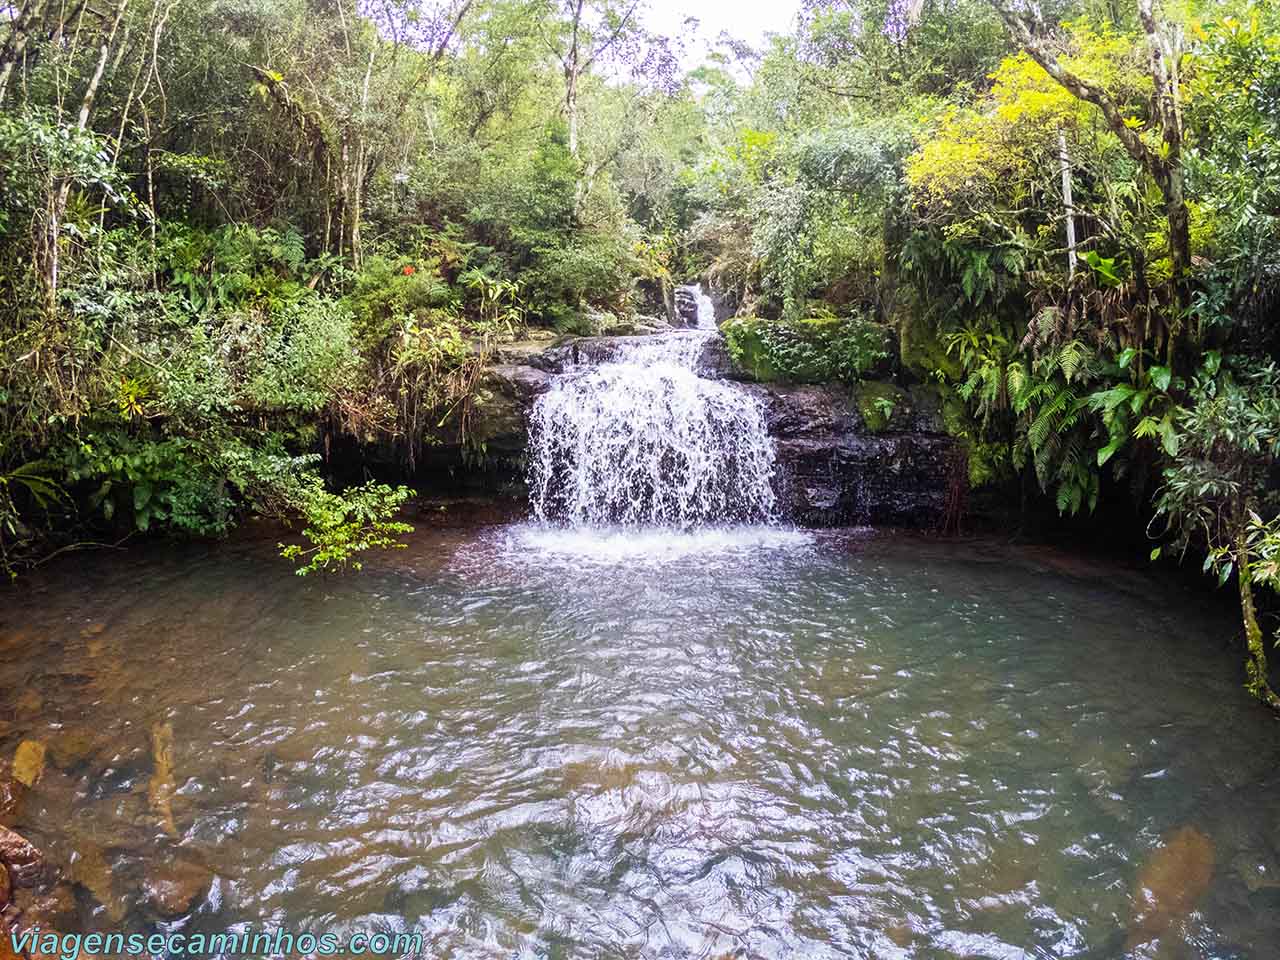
[986,0,1192,319]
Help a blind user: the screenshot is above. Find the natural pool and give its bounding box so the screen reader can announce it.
[2,524,1279,959]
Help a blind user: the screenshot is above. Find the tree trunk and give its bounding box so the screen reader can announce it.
[1155,163,1192,317]
[566,69,579,158]
[0,0,50,103]
[987,0,1192,319]
[1137,0,1190,317]
[1237,517,1280,710]
[43,0,129,299]
[1057,129,1076,279]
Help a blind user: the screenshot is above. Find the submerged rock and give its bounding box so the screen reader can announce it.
[1127,825,1216,951]
[68,843,127,923]
[0,827,42,888]
[12,691,41,721]
[148,722,179,839]
[143,855,213,918]
[14,881,78,932]
[0,863,9,908]
[11,743,45,789]
[46,729,102,772]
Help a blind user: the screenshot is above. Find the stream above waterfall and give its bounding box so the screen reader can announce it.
[3,527,1280,959]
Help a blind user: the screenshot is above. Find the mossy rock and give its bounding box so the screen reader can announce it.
[855,381,909,433]
[720,316,782,381]
[722,315,891,384]
[892,290,962,382]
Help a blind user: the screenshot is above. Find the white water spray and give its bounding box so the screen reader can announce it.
[528,327,779,527]
[693,286,716,329]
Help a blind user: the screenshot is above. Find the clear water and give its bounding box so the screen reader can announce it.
[3,527,1279,958]
[527,331,778,527]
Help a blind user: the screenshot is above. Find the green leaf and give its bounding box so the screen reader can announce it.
[133,483,153,511]
[1158,415,1180,456]
[1150,547,1162,561]
[1097,437,1124,466]
[1083,250,1122,287]
[1149,366,1172,391]
[1118,347,1138,369]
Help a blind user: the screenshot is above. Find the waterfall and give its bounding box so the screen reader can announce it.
[673,282,718,329]
[693,286,716,329]
[527,329,779,527]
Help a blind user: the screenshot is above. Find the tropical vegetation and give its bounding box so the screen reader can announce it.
[1,0,1278,702]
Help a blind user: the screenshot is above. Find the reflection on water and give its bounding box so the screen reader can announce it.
[2,526,1279,959]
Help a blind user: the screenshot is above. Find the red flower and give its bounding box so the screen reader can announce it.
[402,265,416,276]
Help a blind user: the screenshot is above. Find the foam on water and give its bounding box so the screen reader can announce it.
[503,522,812,564]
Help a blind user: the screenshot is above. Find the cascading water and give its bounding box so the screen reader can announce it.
[692,284,716,329]
[527,323,779,528]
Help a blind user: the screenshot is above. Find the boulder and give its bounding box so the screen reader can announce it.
[0,781,20,827]
[0,827,42,888]
[737,381,951,526]
[672,286,700,327]
[488,336,565,367]
[143,855,213,918]
[1127,825,1215,951]
[599,315,671,337]
[464,365,553,455]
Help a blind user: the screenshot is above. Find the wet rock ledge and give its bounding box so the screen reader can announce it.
[422,331,955,527]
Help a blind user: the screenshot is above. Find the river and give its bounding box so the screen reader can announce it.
[3,524,1278,958]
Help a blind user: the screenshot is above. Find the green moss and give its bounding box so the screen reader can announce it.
[893,290,962,382]
[721,317,783,381]
[941,395,970,437]
[936,392,1008,487]
[855,381,907,432]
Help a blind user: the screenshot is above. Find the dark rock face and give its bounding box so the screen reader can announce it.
[468,365,553,455]
[423,332,955,528]
[736,382,952,526]
[672,286,701,327]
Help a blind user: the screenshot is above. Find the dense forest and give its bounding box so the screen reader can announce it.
[0,0,1277,700]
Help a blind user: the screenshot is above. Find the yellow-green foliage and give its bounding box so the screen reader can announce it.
[907,21,1151,213]
[731,128,779,182]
